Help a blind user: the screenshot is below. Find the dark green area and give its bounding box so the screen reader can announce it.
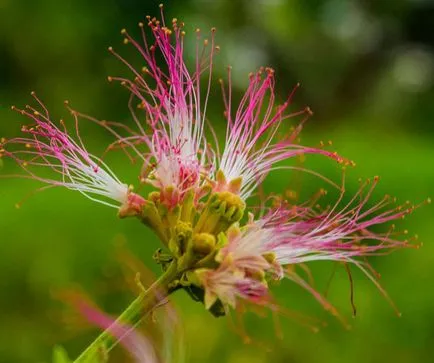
[1,1,433,362]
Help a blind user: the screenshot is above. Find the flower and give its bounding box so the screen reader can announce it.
[94,9,424,318]
[106,10,349,209]
[105,13,218,209]
[2,6,424,334]
[196,264,270,310]
[214,67,350,201]
[194,177,423,312]
[1,94,144,212]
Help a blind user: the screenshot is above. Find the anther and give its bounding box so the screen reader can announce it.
[305,107,313,116]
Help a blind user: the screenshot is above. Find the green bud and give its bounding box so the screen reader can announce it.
[194,191,246,235]
[169,221,193,257]
[192,233,216,255]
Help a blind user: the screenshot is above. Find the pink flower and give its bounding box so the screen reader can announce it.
[100,11,349,207]
[199,177,422,310]
[262,178,414,266]
[196,264,269,310]
[1,95,144,211]
[106,12,218,208]
[214,68,350,200]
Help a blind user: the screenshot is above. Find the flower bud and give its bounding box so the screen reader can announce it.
[194,191,246,235]
[192,233,216,255]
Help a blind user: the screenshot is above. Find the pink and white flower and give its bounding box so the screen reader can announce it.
[196,264,269,310]
[263,178,414,267]
[214,67,349,200]
[199,177,421,309]
[106,12,217,208]
[100,11,349,207]
[1,95,144,212]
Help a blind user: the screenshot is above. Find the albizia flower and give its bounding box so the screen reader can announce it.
[103,14,217,209]
[0,95,145,213]
[214,68,349,200]
[195,177,423,313]
[102,11,349,209]
[195,263,270,310]
[1,7,425,360]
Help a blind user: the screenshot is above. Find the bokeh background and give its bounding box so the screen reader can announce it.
[1,0,433,362]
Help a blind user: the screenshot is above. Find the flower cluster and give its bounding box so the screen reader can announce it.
[1,6,424,347]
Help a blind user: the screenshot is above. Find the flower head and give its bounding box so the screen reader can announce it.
[106,13,218,208]
[192,177,423,312]
[214,68,350,200]
[195,264,270,310]
[1,94,144,212]
[2,7,424,342]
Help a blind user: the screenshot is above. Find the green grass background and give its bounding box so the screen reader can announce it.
[1,1,433,362]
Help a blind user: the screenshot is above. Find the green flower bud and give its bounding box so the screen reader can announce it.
[194,191,246,235]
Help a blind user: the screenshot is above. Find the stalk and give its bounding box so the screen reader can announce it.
[74,261,179,362]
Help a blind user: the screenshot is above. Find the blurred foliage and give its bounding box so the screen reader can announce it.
[1,0,434,362]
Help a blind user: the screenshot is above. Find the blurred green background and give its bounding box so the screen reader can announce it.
[1,0,433,362]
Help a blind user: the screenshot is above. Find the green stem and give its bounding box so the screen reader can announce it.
[74,261,179,363]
